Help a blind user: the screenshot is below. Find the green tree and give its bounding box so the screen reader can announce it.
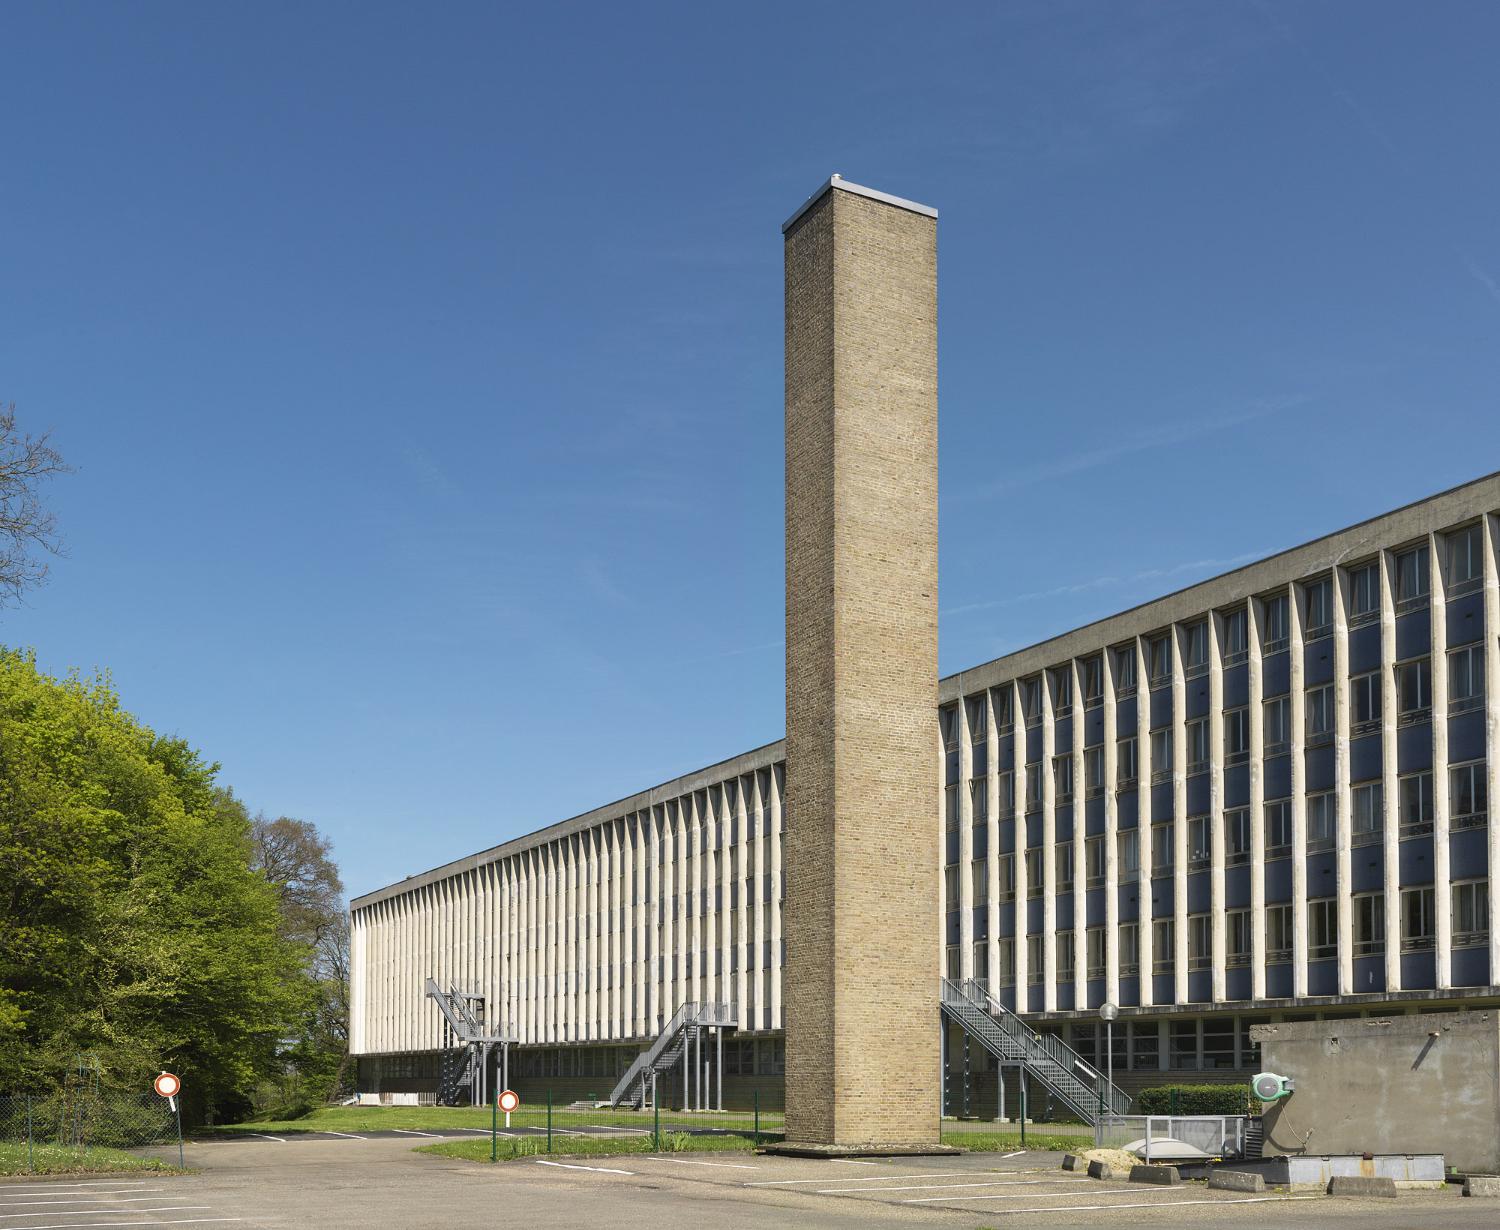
[0,650,310,1120]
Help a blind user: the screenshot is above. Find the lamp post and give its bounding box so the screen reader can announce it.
[1100,1001,1118,1137]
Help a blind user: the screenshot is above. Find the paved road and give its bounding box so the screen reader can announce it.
[4,1137,1491,1229]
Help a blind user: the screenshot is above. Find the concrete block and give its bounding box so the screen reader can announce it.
[1463,1175,1500,1197]
[1086,1160,1113,1180]
[1327,1175,1398,1198]
[1060,1154,1080,1171]
[1129,1165,1182,1186]
[1209,1169,1267,1193]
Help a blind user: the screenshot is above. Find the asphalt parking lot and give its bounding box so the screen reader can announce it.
[5,1136,1493,1229]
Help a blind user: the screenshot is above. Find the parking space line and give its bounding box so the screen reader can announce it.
[904,1188,1189,1205]
[0,1207,214,1222]
[14,1220,244,1229]
[745,1171,987,1186]
[391,1129,443,1138]
[0,1184,153,1194]
[534,1160,634,1175]
[641,1157,758,1170]
[930,1196,1317,1215]
[1000,1150,1026,1158]
[323,1131,366,1140]
[832,1159,880,1166]
[246,1132,287,1143]
[584,1125,650,1134]
[0,1196,172,1207]
[818,1179,1087,1194]
[0,1190,160,1202]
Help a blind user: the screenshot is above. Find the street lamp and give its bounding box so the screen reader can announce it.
[1100,1002,1119,1121]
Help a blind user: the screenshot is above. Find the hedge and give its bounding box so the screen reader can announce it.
[1135,1084,1252,1115]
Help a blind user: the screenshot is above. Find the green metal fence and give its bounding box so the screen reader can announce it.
[0,1088,183,1172]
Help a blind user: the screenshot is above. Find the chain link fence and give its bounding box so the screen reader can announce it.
[0,1088,182,1173]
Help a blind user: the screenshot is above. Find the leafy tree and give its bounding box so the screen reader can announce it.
[0,650,310,1121]
[0,403,69,606]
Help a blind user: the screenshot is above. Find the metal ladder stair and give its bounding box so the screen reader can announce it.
[609,1001,735,1110]
[425,978,513,1107]
[939,978,1130,1125]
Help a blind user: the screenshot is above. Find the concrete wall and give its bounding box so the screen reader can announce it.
[1253,1010,1500,1174]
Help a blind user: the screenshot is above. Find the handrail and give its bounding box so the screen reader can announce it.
[940,978,1130,1117]
[609,1000,736,1106]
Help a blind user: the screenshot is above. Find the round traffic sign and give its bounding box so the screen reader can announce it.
[497,1089,519,1113]
[154,1072,181,1099]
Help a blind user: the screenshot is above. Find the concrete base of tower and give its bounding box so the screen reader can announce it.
[760,1141,962,1158]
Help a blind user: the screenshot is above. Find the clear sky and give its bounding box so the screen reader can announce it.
[3,1,1498,900]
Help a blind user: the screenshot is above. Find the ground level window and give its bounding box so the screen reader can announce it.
[1170,1020,1197,1070]
[1202,1018,1235,1069]
[1132,1021,1160,1070]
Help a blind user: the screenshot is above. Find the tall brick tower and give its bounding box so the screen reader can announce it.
[781,176,941,1151]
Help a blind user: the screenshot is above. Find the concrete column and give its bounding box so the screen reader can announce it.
[1379,553,1402,989]
[1209,612,1227,1002]
[1290,583,1309,998]
[751,773,766,1031]
[959,697,975,980]
[1333,567,1354,995]
[1070,660,1087,1006]
[1103,652,1120,1006]
[781,175,939,1150]
[1431,531,1452,988]
[1483,514,1500,986]
[1248,597,1267,999]
[1171,626,1188,1004]
[1136,637,1154,1006]
[986,689,1001,990]
[769,765,784,1031]
[1041,671,1058,1011]
[1012,684,1030,1000]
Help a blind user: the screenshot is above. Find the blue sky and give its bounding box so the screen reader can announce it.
[3,1,1498,899]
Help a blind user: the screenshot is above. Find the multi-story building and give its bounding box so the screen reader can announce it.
[351,473,1499,1109]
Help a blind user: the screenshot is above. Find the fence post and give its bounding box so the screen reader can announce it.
[653,1088,660,1152]
[546,1089,552,1153]
[175,1098,184,1169]
[753,1090,759,1147]
[26,1094,33,1173]
[1019,1075,1026,1148]
[491,1089,497,1163]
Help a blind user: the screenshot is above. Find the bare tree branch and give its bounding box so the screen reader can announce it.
[0,403,71,607]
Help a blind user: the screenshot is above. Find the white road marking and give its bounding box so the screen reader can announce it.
[915,1196,1319,1214]
[9,1221,243,1229]
[0,1184,152,1193]
[904,1188,1184,1205]
[584,1125,650,1134]
[246,1132,287,1143]
[0,1190,160,1202]
[1000,1150,1026,1158]
[832,1159,880,1166]
[390,1129,442,1138]
[641,1156,758,1170]
[818,1179,1085,1194]
[0,1197,171,1208]
[534,1160,634,1175]
[0,1209,212,1222]
[745,1171,984,1186]
[322,1131,366,1140]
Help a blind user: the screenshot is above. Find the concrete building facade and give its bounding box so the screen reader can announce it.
[351,472,1500,1110]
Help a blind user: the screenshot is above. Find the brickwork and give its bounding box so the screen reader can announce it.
[783,182,939,1148]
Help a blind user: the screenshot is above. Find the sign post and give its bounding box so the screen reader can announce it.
[497,1089,518,1129]
[154,1072,184,1168]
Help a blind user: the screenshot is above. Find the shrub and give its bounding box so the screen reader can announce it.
[1135,1084,1251,1116]
[661,1131,691,1153]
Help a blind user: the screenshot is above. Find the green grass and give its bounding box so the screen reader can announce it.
[207,1103,783,1136]
[942,1131,1090,1152]
[414,1127,1084,1165]
[418,1131,773,1163]
[0,1142,184,1177]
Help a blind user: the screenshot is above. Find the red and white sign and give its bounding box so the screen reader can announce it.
[497,1089,519,1113]
[154,1072,181,1099]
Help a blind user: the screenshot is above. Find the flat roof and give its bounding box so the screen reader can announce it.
[781,174,939,233]
[352,466,1500,911]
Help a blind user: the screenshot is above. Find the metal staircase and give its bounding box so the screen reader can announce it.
[610,1001,736,1110]
[940,978,1130,1124]
[425,979,513,1107]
